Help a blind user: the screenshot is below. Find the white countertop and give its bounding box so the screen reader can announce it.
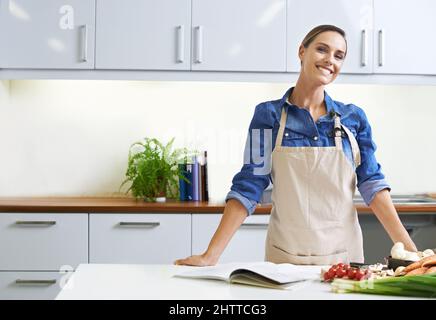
[55,263,423,300]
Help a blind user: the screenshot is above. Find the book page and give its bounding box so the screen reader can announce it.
[174,262,255,281]
[230,262,320,284]
[174,262,320,285]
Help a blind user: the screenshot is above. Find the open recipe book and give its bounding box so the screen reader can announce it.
[174,262,320,290]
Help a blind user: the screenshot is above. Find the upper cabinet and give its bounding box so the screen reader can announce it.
[191,0,287,72]
[0,0,95,69]
[1,0,436,81]
[95,0,191,70]
[374,0,436,75]
[287,0,373,74]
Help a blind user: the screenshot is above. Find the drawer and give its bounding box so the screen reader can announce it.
[0,214,88,271]
[0,271,72,300]
[192,214,270,263]
[90,214,191,264]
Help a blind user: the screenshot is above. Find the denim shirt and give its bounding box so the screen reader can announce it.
[225,87,390,215]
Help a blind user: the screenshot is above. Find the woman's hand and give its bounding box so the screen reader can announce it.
[174,253,218,267]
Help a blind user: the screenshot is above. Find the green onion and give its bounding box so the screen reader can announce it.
[331,274,436,298]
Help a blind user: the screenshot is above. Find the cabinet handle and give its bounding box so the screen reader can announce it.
[194,26,203,63]
[15,221,56,226]
[378,29,384,67]
[15,279,57,286]
[240,223,269,229]
[361,29,367,67]
[176,25,184,63]
[118,222,160,228]
[81,24,88,62]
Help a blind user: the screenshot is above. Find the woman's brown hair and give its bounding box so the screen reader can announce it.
[301,24,347,57]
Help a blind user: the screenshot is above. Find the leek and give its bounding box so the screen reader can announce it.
[331,274,436,298]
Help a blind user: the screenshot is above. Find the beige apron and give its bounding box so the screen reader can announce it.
[265,105,364,265]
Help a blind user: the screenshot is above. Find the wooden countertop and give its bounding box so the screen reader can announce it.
[0,197,436,214]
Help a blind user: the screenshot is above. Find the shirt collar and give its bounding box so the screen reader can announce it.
[281,87,342,117]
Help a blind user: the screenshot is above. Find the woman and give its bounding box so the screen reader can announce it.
[175,25,417,266]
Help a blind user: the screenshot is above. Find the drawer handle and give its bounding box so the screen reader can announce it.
[15,279,57,286]
[240,223,269,229]
[15,221,56,226]
[81,24,88,62]
[118,222,160,228]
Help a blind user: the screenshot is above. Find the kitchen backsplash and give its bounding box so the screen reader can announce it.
[0,80,435,201]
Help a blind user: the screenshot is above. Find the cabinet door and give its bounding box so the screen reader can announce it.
[192,214,270,263]
[0,271,70,300]
[96,0,191,70]
[0,0,95,69]
[191,0,286,72]
[89,214,191,264]
[287,0,373,74]
[374,0,436,75]
[0,214,88,271]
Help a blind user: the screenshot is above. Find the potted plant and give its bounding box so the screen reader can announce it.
[120,137,193,202]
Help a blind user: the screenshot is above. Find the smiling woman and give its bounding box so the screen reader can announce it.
[175,25,418,268]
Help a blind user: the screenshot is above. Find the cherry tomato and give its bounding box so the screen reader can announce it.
[328,268,337,278]
[347,268,357,279]
[336,263,344,269]
[323,272,331,281]
[355,270,365,281]
[336,268,347,278]
[343,264,351,271]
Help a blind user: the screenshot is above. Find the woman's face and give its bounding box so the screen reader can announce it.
[299,31,347,85]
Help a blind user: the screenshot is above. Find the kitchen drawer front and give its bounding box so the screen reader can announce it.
[192,214,270,263]
[0,214,88,271]
[0,271,72,300]
[89,214,191,264]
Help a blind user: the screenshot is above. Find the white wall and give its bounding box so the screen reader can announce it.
[0,80,435,200]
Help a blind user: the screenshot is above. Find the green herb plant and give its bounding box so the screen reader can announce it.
[120,137,195,202]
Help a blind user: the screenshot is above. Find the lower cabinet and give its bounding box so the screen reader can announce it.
[0,213,87,300]
[89,214,191,264]
[192,214,270,263]
[0,214,88,271]
[0,271,73,300]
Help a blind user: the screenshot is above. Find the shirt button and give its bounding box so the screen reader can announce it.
[313,136,319,141]
[285,133,289,137]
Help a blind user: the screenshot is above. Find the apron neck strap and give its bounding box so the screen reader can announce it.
[275,106,288,147]
[335,114,361,167]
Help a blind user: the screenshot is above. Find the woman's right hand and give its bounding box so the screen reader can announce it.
[174,253,218,267]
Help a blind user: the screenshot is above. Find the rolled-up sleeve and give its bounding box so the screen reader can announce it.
[225,103,276,215]
[354,106,391,206]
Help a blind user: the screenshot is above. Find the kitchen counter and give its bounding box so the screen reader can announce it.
[55,263,422,300]
[1,197,436,214]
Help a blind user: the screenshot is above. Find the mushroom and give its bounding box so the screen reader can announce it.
[391,242,406,259]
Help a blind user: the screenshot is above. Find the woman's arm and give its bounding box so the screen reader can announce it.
[369,189,417,252]
[174,199,248,266]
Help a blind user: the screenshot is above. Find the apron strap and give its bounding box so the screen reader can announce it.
[275,106,288,147]
[341,124,362,168]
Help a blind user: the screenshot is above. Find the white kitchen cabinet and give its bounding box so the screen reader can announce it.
[0,271,71,300]
[192,214,270,263]
[287,0,373,74]
[89,214,191,264]
[0,214,88,271]
[374,0,436,75]
[0,0,95,69]
[191,0,286,72]
[95,0,191,70]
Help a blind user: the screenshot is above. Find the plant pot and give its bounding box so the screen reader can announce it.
[144,190,166,202]
[155,196,166,203]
